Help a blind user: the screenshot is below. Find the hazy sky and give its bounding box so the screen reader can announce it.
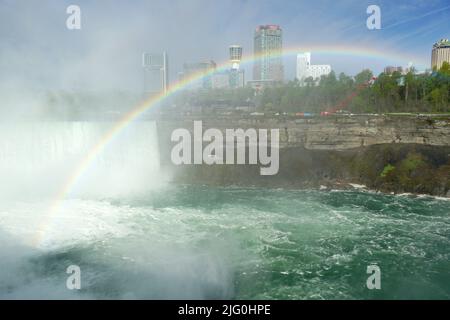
[0,0,449,92]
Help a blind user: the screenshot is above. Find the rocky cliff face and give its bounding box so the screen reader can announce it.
[156,115,450,151]
[156,115,450,196]
[283,116,450,150]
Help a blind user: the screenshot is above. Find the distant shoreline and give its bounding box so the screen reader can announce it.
[167,144,450,198]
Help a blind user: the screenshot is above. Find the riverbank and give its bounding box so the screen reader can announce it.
[169,143,450,197]
[155,115,450,197]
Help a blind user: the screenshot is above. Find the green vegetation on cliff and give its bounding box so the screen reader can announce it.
[352,145,450,196]
[380,164,396,178]
[171,144,450,197]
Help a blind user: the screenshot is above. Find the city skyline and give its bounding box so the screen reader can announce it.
[143,31,447,92]
[0,0,448,93]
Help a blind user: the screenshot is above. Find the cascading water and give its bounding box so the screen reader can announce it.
[0,121,162,200]
[0,122,449,299]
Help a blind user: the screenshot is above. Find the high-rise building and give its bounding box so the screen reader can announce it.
[228,69,245,88]
[296,52,311,81]
[211,68,245,89]
[228,45,245,88]
[229,45,243,70]
[432,39,450,70]
[212,72,231,89]
[384,66,403,75]
[296,52,331,85]
[142,52,168,96]
[181,61,217,89]
[253,25,284,82]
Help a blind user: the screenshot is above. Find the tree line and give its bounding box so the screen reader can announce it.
[177,62,450,114]
[37,62,450,120]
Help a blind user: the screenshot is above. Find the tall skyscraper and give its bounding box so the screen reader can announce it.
[296,52,331,85]
[229,45,245,88]
[142,52,168,96]
[296,52,311,81]
[432,39,450,70]
[181,61,217,90]
[229,45,243,70]
[253,25,284,82]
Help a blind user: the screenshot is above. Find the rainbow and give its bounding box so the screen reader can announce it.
[32,45,428,247]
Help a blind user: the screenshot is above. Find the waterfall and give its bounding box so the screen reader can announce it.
[0,121,162,200]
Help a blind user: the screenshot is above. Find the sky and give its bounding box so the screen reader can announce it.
[0,0,449,93]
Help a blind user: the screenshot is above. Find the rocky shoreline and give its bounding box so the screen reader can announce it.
[168,144,450,198]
